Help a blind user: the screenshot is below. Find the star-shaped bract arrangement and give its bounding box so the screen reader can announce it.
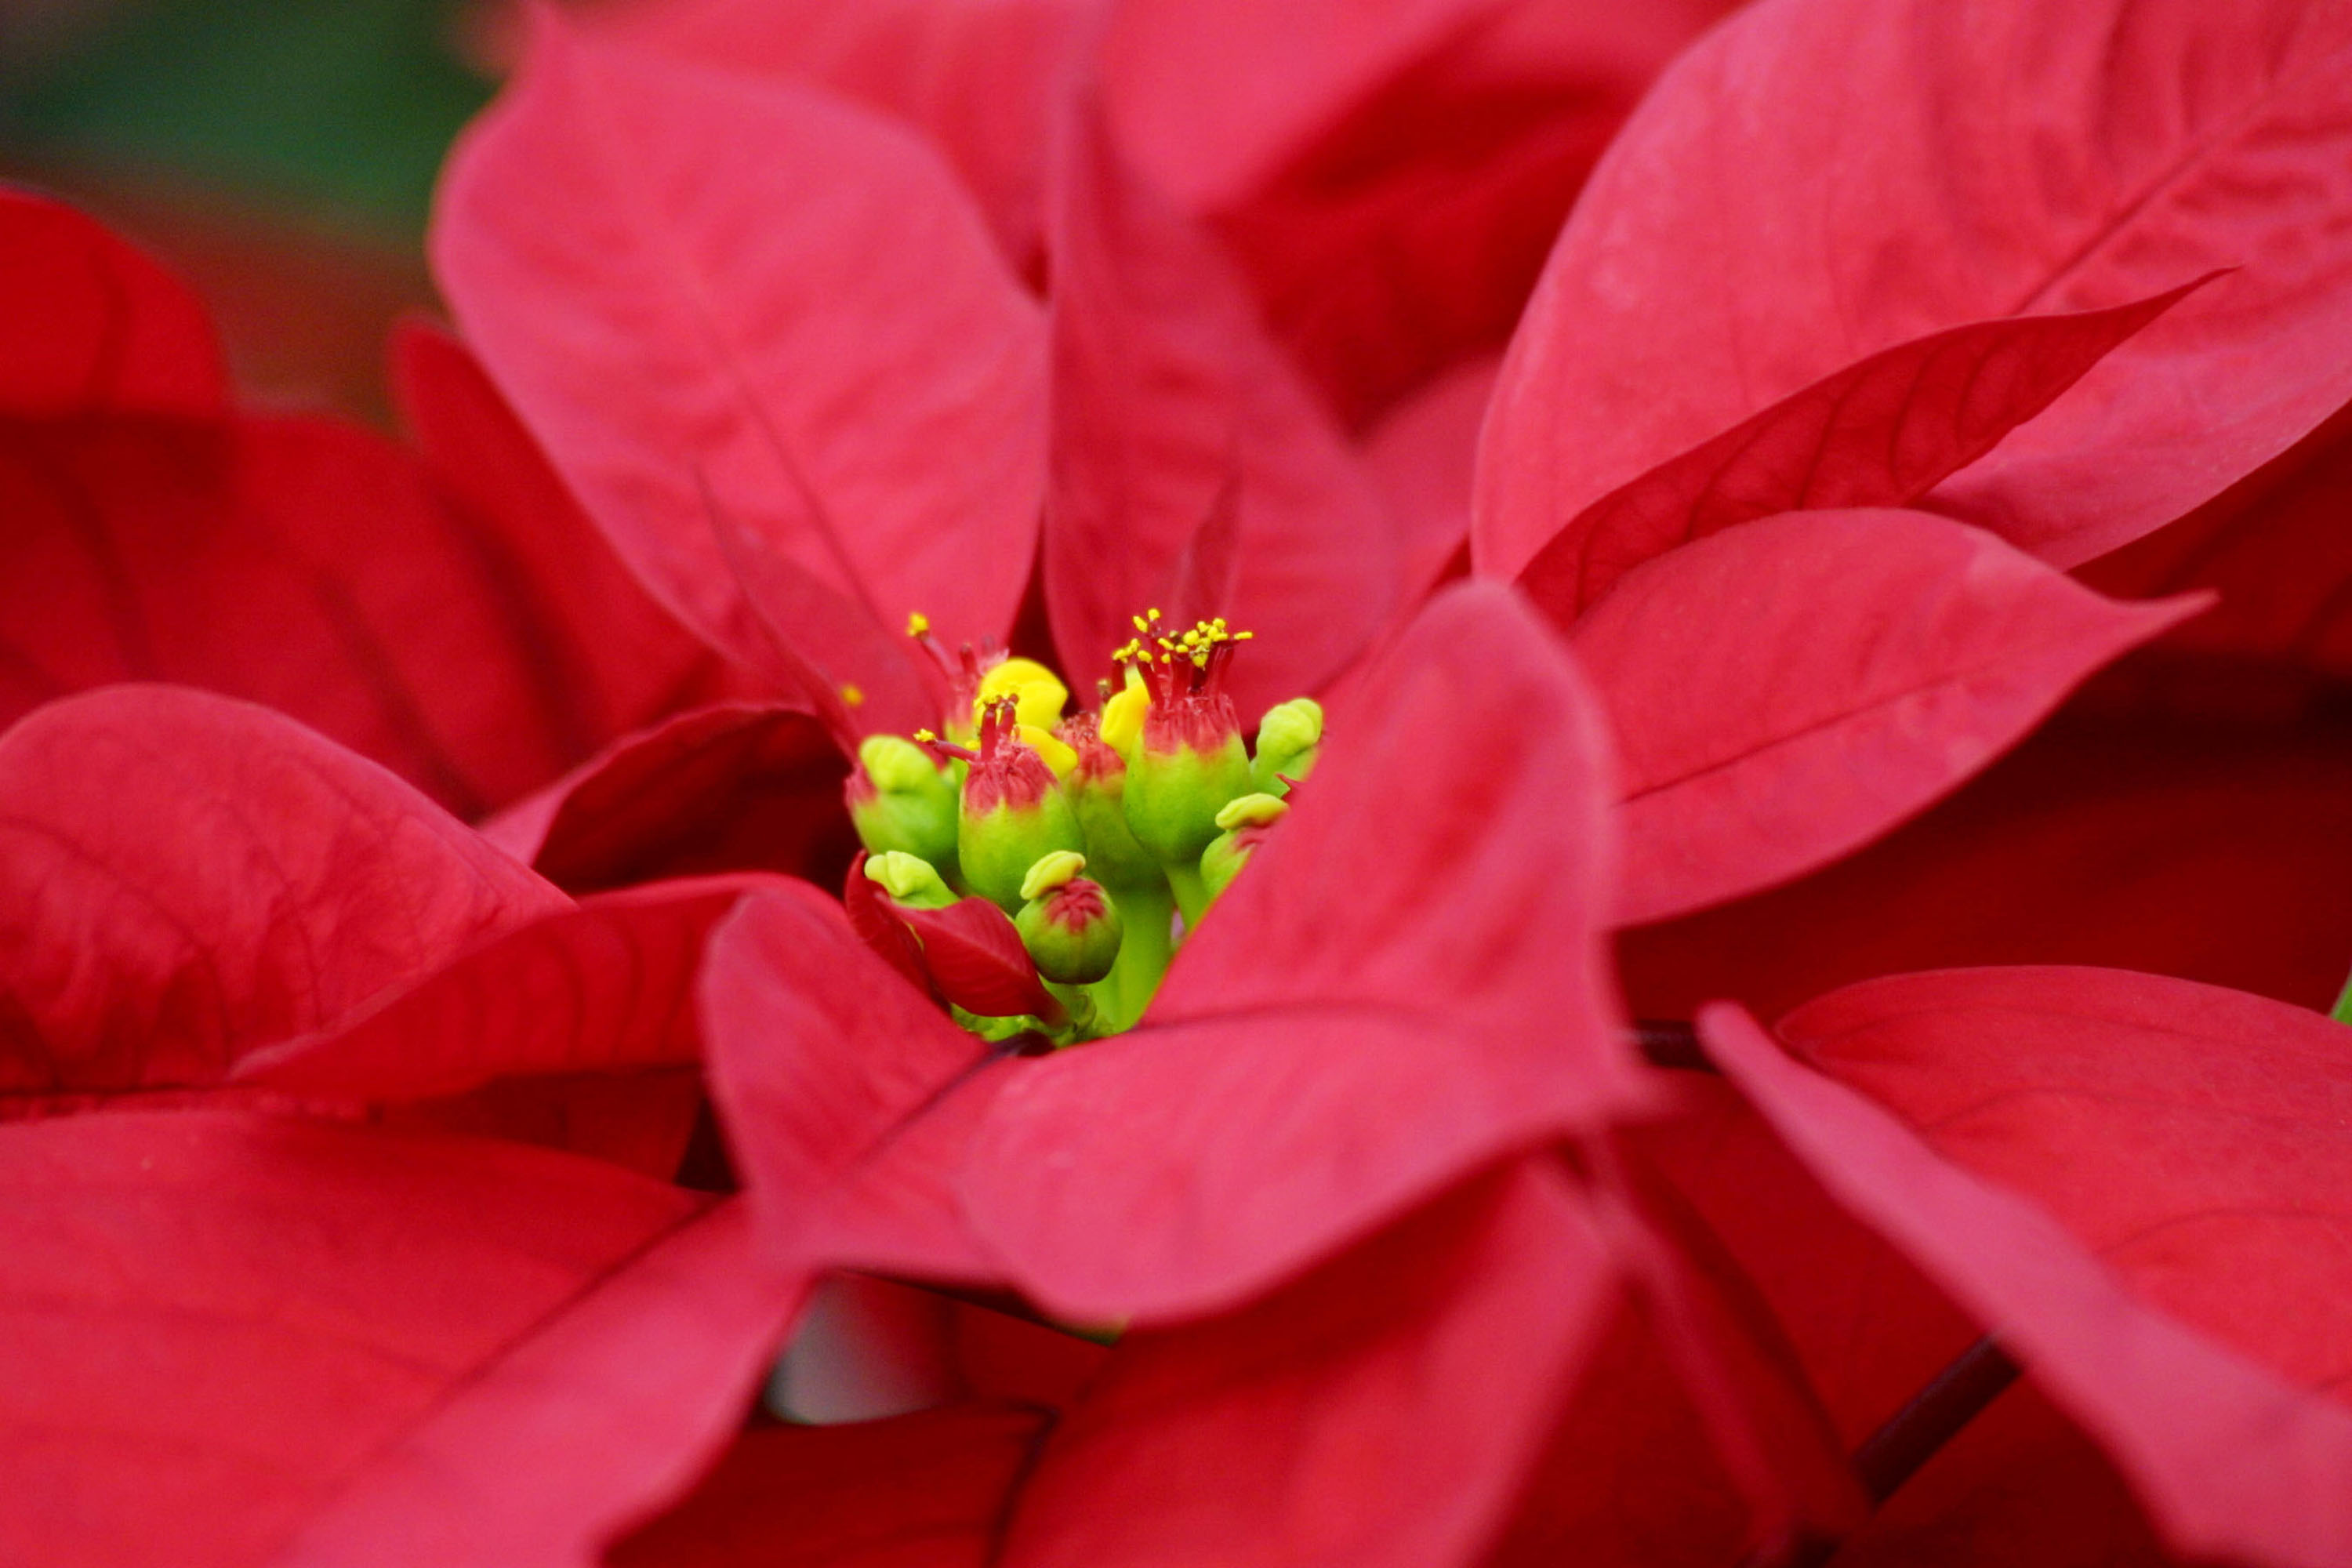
[9,0,2352,1563]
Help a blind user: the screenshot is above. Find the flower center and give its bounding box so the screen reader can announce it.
[844,611,1322,1044]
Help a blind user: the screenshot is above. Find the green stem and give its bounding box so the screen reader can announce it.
[1090,880,1174,1032]
[1165,861,1210,933]
[2334,967,2352,1026]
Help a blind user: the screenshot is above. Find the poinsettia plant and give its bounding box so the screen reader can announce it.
[5,0,2352,1565]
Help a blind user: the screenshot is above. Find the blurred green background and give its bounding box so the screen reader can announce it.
[1,0,496,419]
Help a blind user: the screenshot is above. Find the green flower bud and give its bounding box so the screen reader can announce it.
[1199,793,1288,903]
[1115,615,1256,866]
[848,735,960,868]
[1014,852,1124,985]
[865,850,956,909]
[1057,713,1160,887]
[960,700,1085,910]
[1250,697,1323,797]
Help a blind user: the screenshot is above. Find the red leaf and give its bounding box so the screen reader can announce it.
[1780,967,2352,1406]
[960,580,1642,1321]
[1570,510,2198,925]
[1588,1149,1870,1549]
[1702,1003,2352,1568]
[0,190,224,419]
[2080,399,2352,682]
[611,1404,1049,1568]
[232,873,818,1102]
[0,686,566,1096]
[433,12,1047,672]
[1515,283,2209,620]
[1102,0,1508,215]
[1042,99,1399,711]
[0,1111,789,1568]
[699,489,941,742]
[1203,0,1737,423]
[1360,352,1498,608]
[1005,1160,1617,1568]
[390,318,742,749]
[702,889,1006,1284]
[895,896,1062,1024]
[593,0,1087,276]
[1475,0,2352,578]
[273,1197,792,1568]
[0,410,640,816]
[481,702,854,896]
[1618,706,2352,1022]
[841,851,935,996]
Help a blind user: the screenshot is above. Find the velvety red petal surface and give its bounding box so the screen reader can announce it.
[1042,100,1398,711]
[432,11,1047,668]
[1515,285,2205,620]
[596,0,1087,274]
[1475,0,2352,578]
[1103,0,1503,215]
[1359,352,1497,610]
[703,888,1005,1285]
[1781,967,2352,1405]
[1703,1003,2352,1568]
[1619,703,2352,1020]
[0,1110,776,1568]
[1570,509,2196,924]
[1203,0,1731,426]
[389,320,740,750]
[610,1403,1049,1568]
[2082,399,2352,681]
[1004,1160,1615,1568]
[271,1200,793,1568]
[233,873,818,1101]
[961,581,1641,1321]
[481,702,854,896]
[0,189,224,419]
[895,897,1062,1024]
[0,686,565,1097]
[0,406,659,816]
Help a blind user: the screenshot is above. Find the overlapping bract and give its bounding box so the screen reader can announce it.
[8,0,2352,1561]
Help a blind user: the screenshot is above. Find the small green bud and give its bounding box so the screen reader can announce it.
[1058,717,1160,887]
[960,702,1086,911]
[865,850,956,909]
[1015,854,1124,985]
[1250,697,1322,797]
[1200,793,1288,903]
[1124,728,1251,866]
[848,735,960,866]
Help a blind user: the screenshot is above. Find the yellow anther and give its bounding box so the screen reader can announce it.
[1018,724,1078,778]
[1020,849,1087,902]
[840,684,865,708]
[906,612,931,638]
[913,728,938,743]
[976,657,1069,733]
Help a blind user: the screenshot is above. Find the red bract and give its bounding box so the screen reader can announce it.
[0,1112,791,1568]
[0,191,733,823]
[1570,509,2197,923]
[434,13,1416,724]
[1476,0,2352,579]
[434,15,1050,714]
[709,581,1638,1319]
[597,0,1731,424]
[1701,995,2352,1566]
